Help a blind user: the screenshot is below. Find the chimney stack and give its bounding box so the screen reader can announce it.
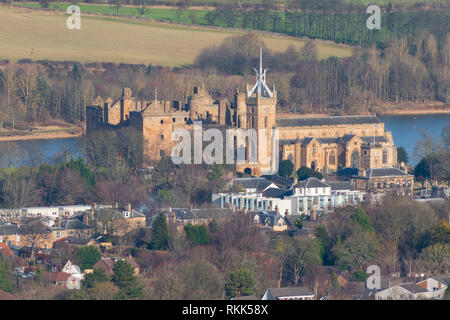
[91,204,95,221]
[127,203,131,213]
[83,213,89,225]
[55,217,61,228]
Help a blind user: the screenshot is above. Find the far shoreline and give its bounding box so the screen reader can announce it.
[0,128,83,142]
[376,109,450,116]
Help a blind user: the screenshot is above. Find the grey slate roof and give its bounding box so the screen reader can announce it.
[361,136,388,143]
[255,212,285,227]
[0,224,52,235]
[262,175,295,189]
[301,137,313,146]
[367,167,410,178]
[262,188,292,199]
[59,220,92,230]
[59,238,93,245]
[267,287,313,298]
[317,137,339,144]
[233,178,273,191]
[399,283,428,294]
[0,225,20,235]
[339,134,356,143]
[276,115,381,127]
[165,208,234,221]
[232,295,259,300]
[326,181,354,191]
[295,177,330,189]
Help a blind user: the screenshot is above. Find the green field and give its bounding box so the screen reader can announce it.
[13,0,448,9]
[0,5,351,67]
[12,1,449,49]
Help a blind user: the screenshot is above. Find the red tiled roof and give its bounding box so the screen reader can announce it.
[44,271,71,283]
[93,258,115,274]
[0,244,13,257]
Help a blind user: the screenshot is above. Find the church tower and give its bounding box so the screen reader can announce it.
[237,47,278,176]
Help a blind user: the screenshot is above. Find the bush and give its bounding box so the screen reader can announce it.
[296,166,323,180]
[278,159,294,178]
[184,223,210,245]
[350,270,369,282]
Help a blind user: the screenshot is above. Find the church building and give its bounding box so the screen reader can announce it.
[86,49,397,176]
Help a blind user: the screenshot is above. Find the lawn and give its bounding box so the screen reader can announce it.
[0,5,351,67]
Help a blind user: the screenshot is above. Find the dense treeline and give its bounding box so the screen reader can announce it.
[316,198,450,280]
[0,136,148,208]
[203,1,449,48]
[414,125,450,183]
[0,61,248,128]
[197,32,449,113]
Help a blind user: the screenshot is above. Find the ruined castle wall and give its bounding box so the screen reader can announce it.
[107,101,122,125]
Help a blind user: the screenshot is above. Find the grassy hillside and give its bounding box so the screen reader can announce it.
[0,5,351,67]
[12,2,449,49]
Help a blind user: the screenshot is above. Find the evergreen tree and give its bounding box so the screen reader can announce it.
[76,246,101,271]
[151,213,170,250]
[224,269,255,298]
[112,260,142,299]
[279,159,294,178]
[184,223,210,245]
[397,146,409,164]
[351,207,374,232]
[296,166,323,180]
[82,268,109,289]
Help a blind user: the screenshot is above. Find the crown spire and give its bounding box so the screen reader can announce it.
[247,46,273,98]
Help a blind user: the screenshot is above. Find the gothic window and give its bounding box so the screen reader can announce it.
[329,150,336,165]
[313,145,317,157]
[160,119,164,124]
[265,117,268,128]
[351,150,359,168]
[382,150,388,163]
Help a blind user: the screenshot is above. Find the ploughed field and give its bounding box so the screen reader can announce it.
[0,5,351,67]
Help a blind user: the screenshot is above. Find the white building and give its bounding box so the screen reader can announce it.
[262,287,315,300]
[375,278,448,300]
[20,205,92,226]
[212,177,366,216]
